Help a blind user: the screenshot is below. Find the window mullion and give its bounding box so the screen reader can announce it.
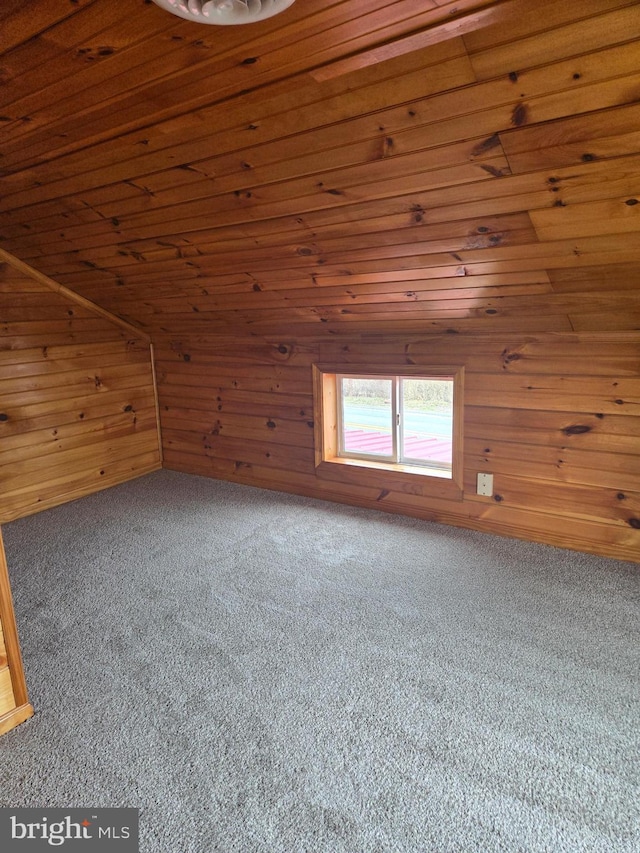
[393,376,400,463]
[336,375,345,457]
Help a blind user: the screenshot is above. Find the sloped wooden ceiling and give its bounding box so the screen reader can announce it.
[1,0,639,340]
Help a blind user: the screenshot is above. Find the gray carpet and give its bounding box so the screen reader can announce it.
[0,470,638,852]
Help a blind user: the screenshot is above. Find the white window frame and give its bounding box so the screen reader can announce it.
[336,373,454,475]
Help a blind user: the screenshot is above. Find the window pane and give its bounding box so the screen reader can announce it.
[400,378,453,468]
[341,377,393,457]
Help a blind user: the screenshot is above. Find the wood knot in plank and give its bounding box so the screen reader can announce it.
[511,102,529,127]
[480,164,505,178]
[562,424,591,435]
[471,133,501,156]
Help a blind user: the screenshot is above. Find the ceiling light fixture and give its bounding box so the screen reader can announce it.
[151,0,296,25]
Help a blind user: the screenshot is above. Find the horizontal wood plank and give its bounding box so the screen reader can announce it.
[0,260,161,521]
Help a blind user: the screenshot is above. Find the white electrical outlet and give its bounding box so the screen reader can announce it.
[477,473,494,496]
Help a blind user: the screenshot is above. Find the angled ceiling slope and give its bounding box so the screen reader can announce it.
[0,0,639,340]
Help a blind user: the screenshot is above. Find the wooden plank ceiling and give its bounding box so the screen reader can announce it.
[1,0,639,340]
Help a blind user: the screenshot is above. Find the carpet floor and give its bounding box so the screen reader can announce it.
[0,470,638,852]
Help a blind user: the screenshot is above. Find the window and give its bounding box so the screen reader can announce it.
[313,364,464,498]
[338,374,454,475]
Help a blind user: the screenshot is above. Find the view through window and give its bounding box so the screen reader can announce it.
[338,374,454,474]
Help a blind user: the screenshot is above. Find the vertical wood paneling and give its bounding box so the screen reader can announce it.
[155,332,640,563]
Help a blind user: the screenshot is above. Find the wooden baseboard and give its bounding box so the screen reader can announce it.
[0,702,34,737]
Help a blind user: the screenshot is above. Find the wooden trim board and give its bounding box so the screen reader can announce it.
[0,526,33,733]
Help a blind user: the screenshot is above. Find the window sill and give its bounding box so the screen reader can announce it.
[316,457,464,502]
[334,455,452,479]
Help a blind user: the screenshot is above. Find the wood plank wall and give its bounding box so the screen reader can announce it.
[0,259,162,522]
[156,332,640,563]
[2,0,639,341]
